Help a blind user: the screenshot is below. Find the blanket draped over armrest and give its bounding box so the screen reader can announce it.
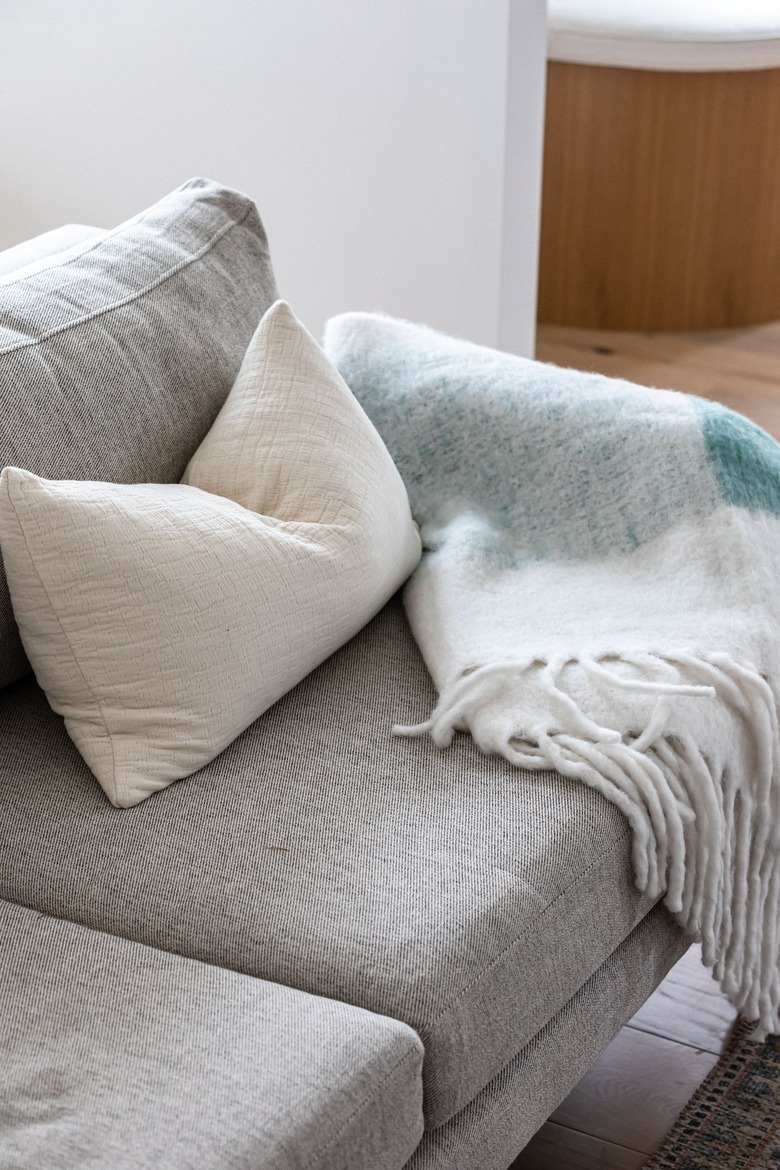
[324,311,780,1039]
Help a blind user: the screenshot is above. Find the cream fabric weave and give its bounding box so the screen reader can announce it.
[0,301,420,807]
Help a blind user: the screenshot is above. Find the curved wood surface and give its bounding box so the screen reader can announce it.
[538,61,780,330]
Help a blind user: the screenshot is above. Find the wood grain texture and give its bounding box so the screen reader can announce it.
[538,61,780,330]
[507,949,736,1169]
[549,1027,718,1154]
[509,1122,647,1170]
[629,944,738,1055]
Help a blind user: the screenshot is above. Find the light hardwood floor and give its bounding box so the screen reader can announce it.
[507,318,780,1170]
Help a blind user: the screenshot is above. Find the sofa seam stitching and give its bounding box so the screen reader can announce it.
[316,1041,424,1157]
[0,891,426,1157]
[0,200,256,357]
[0,231,111,289]
[426,824,637,1032]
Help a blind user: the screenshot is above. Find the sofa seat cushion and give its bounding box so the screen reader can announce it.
[0,899,424,1170]
[0,599,659,1130]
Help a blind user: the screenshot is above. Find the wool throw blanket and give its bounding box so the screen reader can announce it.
[324,311,780,1039]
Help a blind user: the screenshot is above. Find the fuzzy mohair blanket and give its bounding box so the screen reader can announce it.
[324,311,780,1039]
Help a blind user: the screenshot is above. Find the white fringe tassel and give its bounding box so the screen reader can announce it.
[394,650,780,1038]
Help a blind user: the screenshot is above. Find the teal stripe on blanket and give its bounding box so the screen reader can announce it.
[329,316,722,561]
[324,309,780,1041]
[695,397,780,516]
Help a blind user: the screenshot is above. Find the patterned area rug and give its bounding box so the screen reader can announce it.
[645,1020,780,1168]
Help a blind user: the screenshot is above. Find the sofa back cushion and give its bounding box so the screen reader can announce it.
[0,224,108,279]
[0,177,277,687]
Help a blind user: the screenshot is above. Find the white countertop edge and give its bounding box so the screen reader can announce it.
[548,30,780,71]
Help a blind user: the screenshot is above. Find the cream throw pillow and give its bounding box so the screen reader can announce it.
[0,301,421,807]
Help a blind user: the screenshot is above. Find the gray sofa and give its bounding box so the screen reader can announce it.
[0,179,689,1170]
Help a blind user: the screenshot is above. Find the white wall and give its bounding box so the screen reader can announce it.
[0,0,546,353]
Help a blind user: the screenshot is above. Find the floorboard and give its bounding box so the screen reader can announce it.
[629,944,738,1055]
[510,1122,648,1170]
[548,1027,718,1154]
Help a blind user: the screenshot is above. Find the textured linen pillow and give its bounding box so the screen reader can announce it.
[0,302,421,808]
[0,177,277,687]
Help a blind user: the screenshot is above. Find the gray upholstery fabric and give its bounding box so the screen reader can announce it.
[0,899,424,1170]
[0,598,661,1129]
[406,904,688,1170]
[0,225,107,278]
[0,178,277,686]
